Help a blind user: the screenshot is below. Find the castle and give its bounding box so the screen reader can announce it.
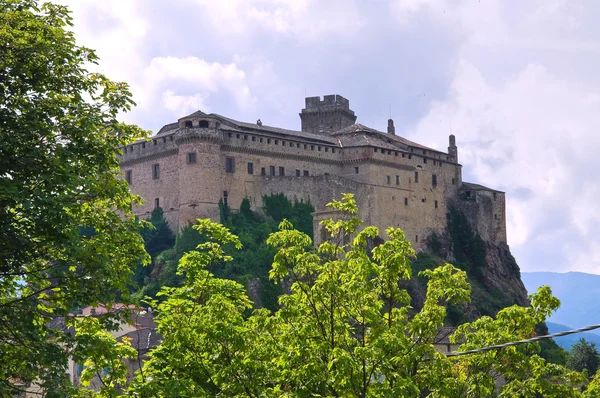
[120,94,506,249]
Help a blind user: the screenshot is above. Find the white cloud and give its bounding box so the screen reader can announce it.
[410,60,600,271]
[161,91,209,115]
[142,56,256,113]
[185,0,364,41]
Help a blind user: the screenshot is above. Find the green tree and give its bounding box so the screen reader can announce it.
[134,208,175,286]
[140,208,175,261]
[120,194,591,397]
[568,338,600,377]
[0,1,148,395]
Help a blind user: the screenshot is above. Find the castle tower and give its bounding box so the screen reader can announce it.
[299,94,357,134]
[387,119,395,135]
[448,134,458,163]
[175,112,223,227]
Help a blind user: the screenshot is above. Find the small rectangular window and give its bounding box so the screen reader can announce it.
[154,198,160,209]
[142,142,146,149]
[408,154,412,159]
[260,137,263,143]
[162,137,166,143]
[355,166,359,174]
[311,145,315,150]
[228,133,233,138]
[435,200,438,209]
[402,153,405,158]
[252,136,256,141]
[282,141,285,146]
[452,178,455,185]
[270,166,275,176]
[296,169,301,177]
[416,235,419,243]
[244,135,248,140]
[152,164,160,179]
[261,167,266,176]
[303,170,309,176]
[394,152,398,156]
[153,140,157,146]
[225,157,235,173]
[318,146,321,151]
[494,213,498,220]
[247,162,254,175]
[223,191,228,207]
[396,175,400,185]
[274,140,279,145]
[404,198,408,206]
[386,175,391,184]
[374,148,378,153]
[267,138,271,144]
[187,152,196,164]
[332,148,336,153]
[325,147,329,152]
[279,167,285,176]
[493,192,497,200]
[415,171,419,183]
[432,174,437,187]
[236,134,240,139]
[125,170,132,185]
[424,158,427,164]
[304,144,307,149]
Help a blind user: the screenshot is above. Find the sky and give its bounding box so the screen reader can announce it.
[55,0,600,274]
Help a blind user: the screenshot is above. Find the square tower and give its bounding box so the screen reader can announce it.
[299,94,357,134]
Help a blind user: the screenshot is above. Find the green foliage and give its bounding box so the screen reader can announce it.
[427,231,443,256]
[568,339,600,377]
[447,207,488,281]
[133,194,312,312]
[112,194,595,396]
[263,193,314,238]
[0,1,148,394]
[140,208,175,260]
[134,208,175,286]
[71,316,136,396]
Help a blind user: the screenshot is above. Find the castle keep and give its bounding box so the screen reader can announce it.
[120,94,506,248]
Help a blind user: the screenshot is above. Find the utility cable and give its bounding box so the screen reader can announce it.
[446,324,600,357]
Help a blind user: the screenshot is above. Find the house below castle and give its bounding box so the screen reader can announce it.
[120,94,506,248]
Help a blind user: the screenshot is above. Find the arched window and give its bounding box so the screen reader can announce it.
[199,120,209,128]
[184,120,193,128]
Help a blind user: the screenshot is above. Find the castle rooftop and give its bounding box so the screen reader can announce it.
[154,112,447,157]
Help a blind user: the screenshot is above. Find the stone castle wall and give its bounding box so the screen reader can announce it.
[120,101,505,249]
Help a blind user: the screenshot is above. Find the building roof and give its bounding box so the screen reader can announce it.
[331,124,443,154]
[462,182,505,193]
[214,114,339,144]
[153,112,448,155]
[434,327,463,345]
[118,328,161,355]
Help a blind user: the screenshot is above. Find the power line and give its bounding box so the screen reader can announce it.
[446,324,600,357]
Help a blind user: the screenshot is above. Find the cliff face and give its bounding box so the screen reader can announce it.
[483,241,529,307]
[404,206,529,323]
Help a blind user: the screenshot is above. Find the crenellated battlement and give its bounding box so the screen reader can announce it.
[304,94,352,110]
[300,94,357,134]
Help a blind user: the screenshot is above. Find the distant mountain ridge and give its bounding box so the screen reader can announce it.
[522,272,600,330]
[546,321,600,350]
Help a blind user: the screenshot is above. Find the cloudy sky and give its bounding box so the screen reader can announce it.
[57,0,600,274]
